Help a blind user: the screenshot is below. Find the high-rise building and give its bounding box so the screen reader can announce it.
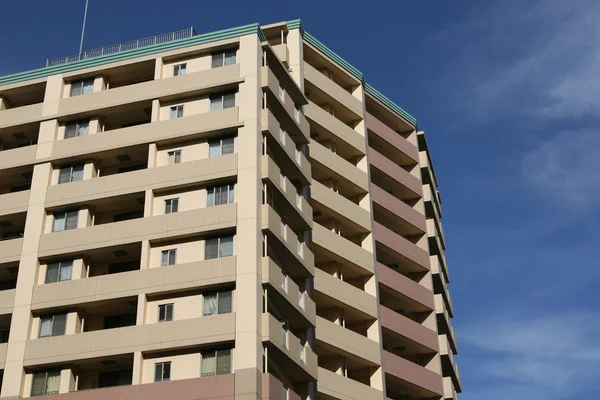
[0,20,460,400]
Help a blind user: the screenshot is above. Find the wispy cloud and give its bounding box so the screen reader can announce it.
[522,129,600,209]
[461,312,600,400]
[429,0,600,120]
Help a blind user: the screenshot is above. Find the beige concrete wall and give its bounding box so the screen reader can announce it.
[148,237,205,267]
[152,187,208,216]
[161,52,214,78]
[145,293,204,324]
[141,351,201,383]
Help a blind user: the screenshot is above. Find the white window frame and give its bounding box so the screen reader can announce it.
[161,249,177,266]
[158,303,174,322]
[58,163,84,184]
[38,313,67,338]
[31,371,60,396]
[207,184,235,207]
[167,150,182,164]
[170,105,184,119]
[211,49,237,68]
[204,235,234,259]
[209,92,236,111]
[45,260,73,284]
[202,290,233,316]
[173,63,187,76]
[64,119,90,139]
[208,136,235,157]
[164,198,179,214]
[70,78,94,97]
[52,210,78,232]
[201,349,232,376]
[154,361,171,382]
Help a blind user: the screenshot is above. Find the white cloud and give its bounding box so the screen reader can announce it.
[461,312,600,400]
[522,129,600,208]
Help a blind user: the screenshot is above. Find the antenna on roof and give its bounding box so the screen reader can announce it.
[78,0,89,60]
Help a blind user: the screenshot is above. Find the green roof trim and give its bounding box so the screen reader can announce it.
[0,23,265,86]
[286,20,417,129]
[364,83,417,127]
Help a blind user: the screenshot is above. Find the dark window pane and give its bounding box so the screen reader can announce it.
[222,137,234,154]
[52,314,67,336]
[205,238,218,259]
[212,53,224,68]
[218,291,232,314]
[45,263,60,283]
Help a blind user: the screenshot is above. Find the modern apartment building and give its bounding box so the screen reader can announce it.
[0,20,460,400]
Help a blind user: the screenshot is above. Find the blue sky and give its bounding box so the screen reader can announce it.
[2,0,599,398]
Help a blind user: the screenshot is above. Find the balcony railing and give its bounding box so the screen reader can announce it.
[46,27,196,67]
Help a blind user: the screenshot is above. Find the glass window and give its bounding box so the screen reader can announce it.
[158,304,173,322]
[173,63,187,76]
[201,349,231,376]
[52,210,78,232]
[70,79,94,97]
[207,184,235,207]
[164,198,179,214]
[154,362,171,382]
[64,119,89,139]
[58,163,84,184]
[211,49,236,68]
[38,314,67,338]
[203,290,232,316]
[281,321,288,348]
[205,235,234,259]
[209,92,236,111]
[45,260,73,283]
[168,150,181,164]
[31,371,60,396]
[170,105,184,119]
[279,86,285,102]
[161,249,177,266]
[208,137,235,158]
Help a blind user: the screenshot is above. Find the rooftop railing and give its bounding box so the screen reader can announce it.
[46,27,196,67]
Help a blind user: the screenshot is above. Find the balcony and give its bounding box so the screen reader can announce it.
[262,373,304,400]
[261,204,314,277]
[0,189,30,217]
[431,257,453,317]
[374,222,429,273]
[262,313,318,380]
[0,289,14,315]
[303,62,363,118]
[371,183,426,237]
[305,101,366,161]
[261,109,311,184]
[23,313,235,366]
[378,263,433,310]
[0,236,23,264]
[317,367,384,400]
[32,257,235,310]
[0,102,44,129]
[51,107,240,161]
[383,350,443,398]
[427,218,446,254]
[439,334,462,393]
[311,179,371,233]
[262,67,310,142]
[443,376,459,400]
[366,111,418,164]
[310,139,368,197]
[38,204,236,258]
[380,306,438,353]
[315,316,381,366]
[423,183,443,224]
[57,64,241,118]
[435,294,457,354]
[262,257,316,328]
[262,155,312,228]
[45,154,237,208]
[369,148,422,198]
[312,223,374,275]
[314,268,378,320]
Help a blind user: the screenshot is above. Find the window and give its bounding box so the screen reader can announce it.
[295,148,301,164]
[38,314,67,338]
[58,163,84,184]
[279,86,285,102]
[164,198,179,214]
[154,362,171,382]
[208,137,234,157]
[205,235,234,259]
[209,92,236,111]
[168,150,182,164]
[170,105,184,119]
[294,107,300,122]
[45,260,73,283]
[103,313,136,329]
[158,304,174,322]
[70,78,94,97]
[201,349,231,376]
[31,371,60,396]
[211,49,236,68]
[279,128,286,144]
[173,63,187,76]
[281,270,287,292]
[207,184,234,207]
[98,370,132,388]
[161,249,177,266]
[64,119,89,139]
[203,290,232,316]
[281,321,288,349]
[52,210,78,232]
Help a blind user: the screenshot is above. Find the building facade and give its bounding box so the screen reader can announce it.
[0,20,460,400]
